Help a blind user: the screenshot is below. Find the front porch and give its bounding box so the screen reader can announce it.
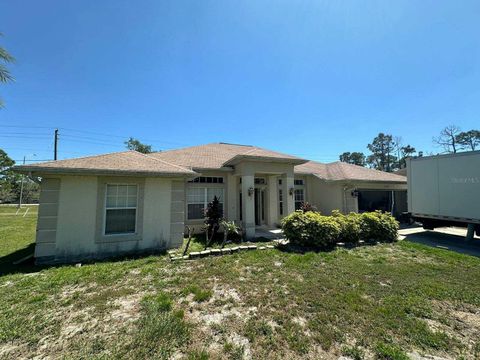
[236,168,297,240]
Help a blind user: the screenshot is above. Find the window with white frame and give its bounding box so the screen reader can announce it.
[186,187,224,220]
[188,176,224,184]
[105,184,138,235]
[294,188,304,210]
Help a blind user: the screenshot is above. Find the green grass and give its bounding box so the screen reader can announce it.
[0,205,37,274]
[1,210,480,358]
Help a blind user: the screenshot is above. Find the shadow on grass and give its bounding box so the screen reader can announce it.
[0,246,168,277]
[0,243,37,276]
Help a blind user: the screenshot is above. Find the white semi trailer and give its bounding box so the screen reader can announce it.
[406,151,480,240]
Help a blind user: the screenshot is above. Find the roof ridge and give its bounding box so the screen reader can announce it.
[242,146,261,155]
[23,150,135,167]
[218,142,253,147]
[149,142,223,156]
[137,151,195,173]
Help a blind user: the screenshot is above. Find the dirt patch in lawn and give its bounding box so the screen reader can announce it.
[423,300,480,357]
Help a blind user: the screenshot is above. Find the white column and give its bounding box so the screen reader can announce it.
[241,174,255,239]
[267,175,278,226]
[226,173,237,221]
[282,171,295,215]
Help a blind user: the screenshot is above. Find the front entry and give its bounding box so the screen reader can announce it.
[254,188,265,225]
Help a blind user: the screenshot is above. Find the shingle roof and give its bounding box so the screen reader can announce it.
[295,161,407,183]
[149,143,307,169]
[14,151,196,177]
[14,144,406,183]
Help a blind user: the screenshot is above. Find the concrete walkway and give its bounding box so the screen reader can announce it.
[399,225,480,257]
[254,226,284,241]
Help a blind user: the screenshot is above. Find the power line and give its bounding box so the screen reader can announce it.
[61,137,125,147]
[0,132,52,136]
[0,135,52,139]
[1,124,189,147]
[0,125,56,129]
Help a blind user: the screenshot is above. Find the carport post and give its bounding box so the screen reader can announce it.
[466,224,475,241]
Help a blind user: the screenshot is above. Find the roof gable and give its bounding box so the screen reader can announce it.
[149,143,307,169]
[295,161,407,183]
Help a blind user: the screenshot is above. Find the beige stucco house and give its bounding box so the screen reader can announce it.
[16,143,407,264]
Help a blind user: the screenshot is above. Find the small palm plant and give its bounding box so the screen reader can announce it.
[220,220,240,248]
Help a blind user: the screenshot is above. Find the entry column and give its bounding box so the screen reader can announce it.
[267,175,278,226]
[282,171,295,215]
[241,174,255,239]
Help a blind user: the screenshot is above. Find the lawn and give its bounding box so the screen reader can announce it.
[1,207,480,359]
[0,205,37,273]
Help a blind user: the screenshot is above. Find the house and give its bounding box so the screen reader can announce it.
[15,143,407,264]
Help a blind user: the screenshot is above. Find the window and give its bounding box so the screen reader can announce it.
[294,189,304,210]
[188,176,224,184]
[105,184,138,235]
[186,187,224,219]
[294,179,304,186]
[254,177,266,185]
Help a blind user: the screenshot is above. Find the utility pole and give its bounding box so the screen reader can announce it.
[54,129,58,160]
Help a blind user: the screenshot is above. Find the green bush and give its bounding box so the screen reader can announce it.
[331,210,361,244]
[360,211,399,243]
[281,211,341,249]
[282,210,399,248]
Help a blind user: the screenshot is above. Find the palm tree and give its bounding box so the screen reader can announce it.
[0,33,15,108]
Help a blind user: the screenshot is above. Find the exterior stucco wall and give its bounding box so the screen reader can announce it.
[308,177,345,214]
[55,176,98,260]
[36,175,180,264]
[35,178,61,258]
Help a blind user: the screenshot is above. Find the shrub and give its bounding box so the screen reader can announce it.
[281,211,341,249]
[331,210,361,244]
[360,211,399,243]
[204,195,223,248]
[300,202,318,213]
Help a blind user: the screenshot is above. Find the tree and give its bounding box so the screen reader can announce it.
[339,152,366,166]
[124,137,153,154]
[456,130,480,151]
[366,133,397,172]
[0,148,40,204]
[0,149,16,203]
[397,145,417,169]
[0,149,14,172]
[0,33,15,108]
[433,125,461,153]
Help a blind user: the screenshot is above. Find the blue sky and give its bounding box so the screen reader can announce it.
[1,0,479,164]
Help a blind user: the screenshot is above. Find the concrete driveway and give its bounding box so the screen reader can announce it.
[399,225,480,257]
